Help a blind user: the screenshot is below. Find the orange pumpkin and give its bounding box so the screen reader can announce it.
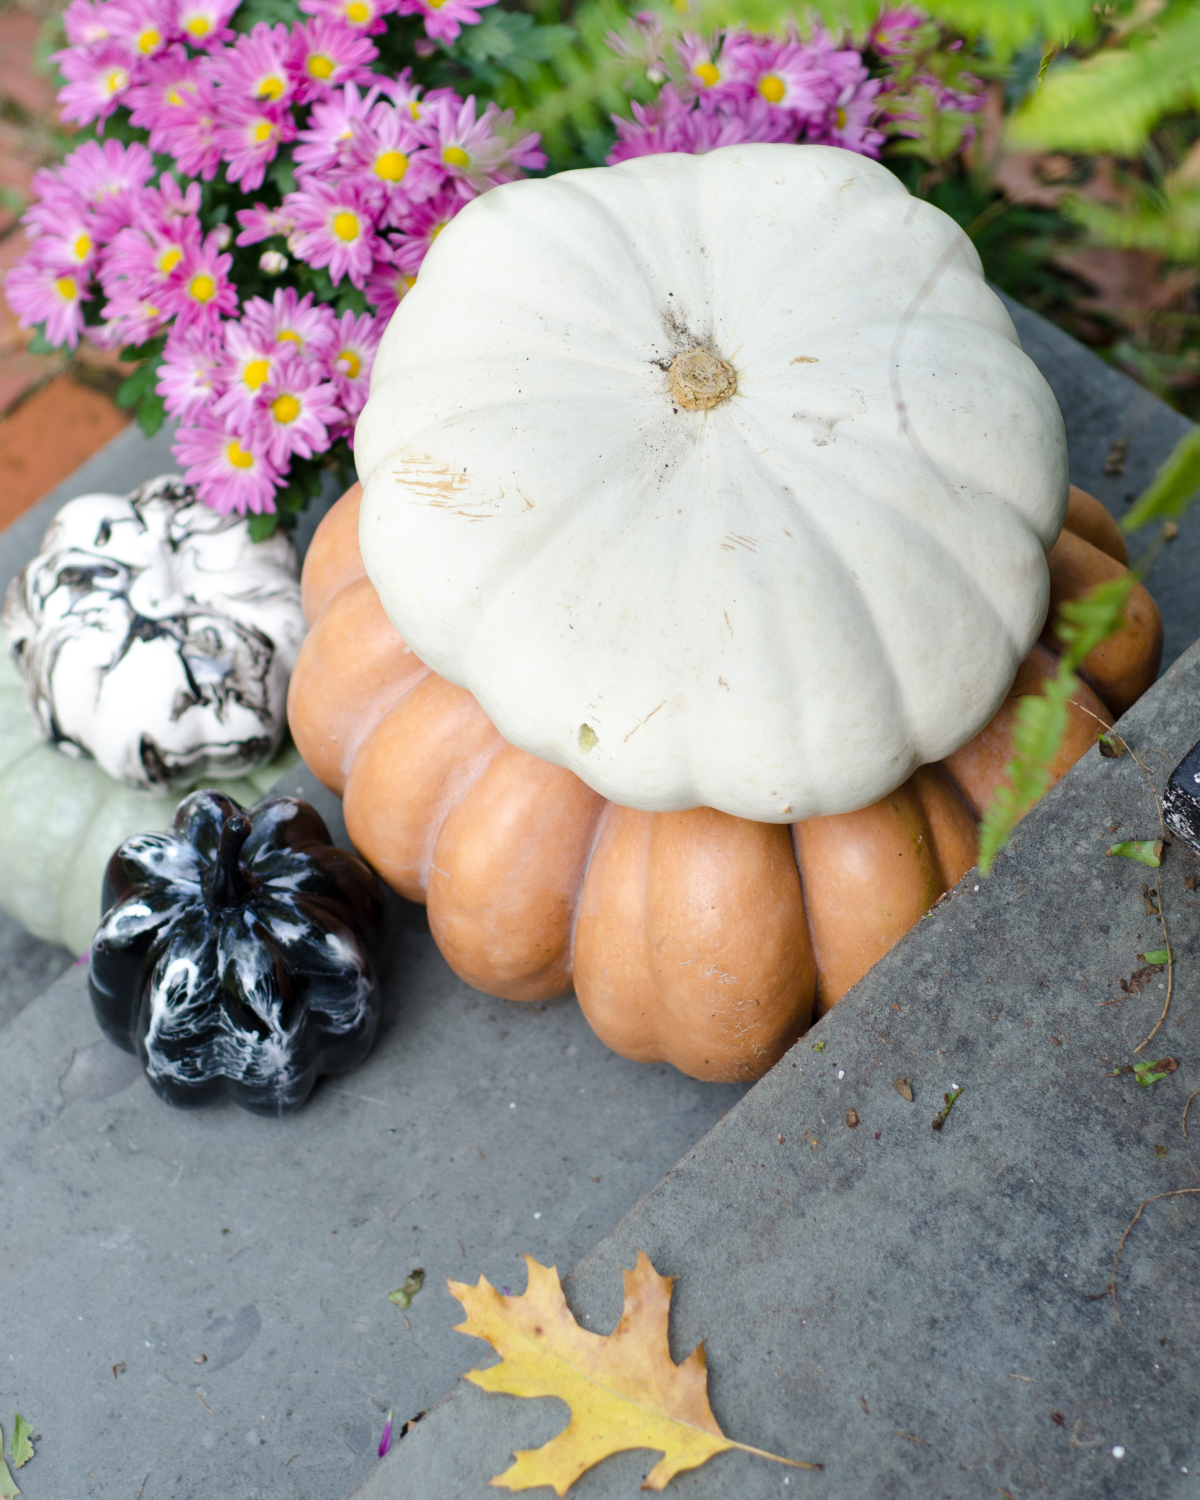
[288,483,1160,1082]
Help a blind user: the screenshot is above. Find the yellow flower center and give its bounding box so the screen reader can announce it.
[243,359,270,390]
[345,0,369,19]
[374,150,408,182]
[145,303,160,318]
[429,223,445,242]
[836,106,847,129]
[257,73,285,100]
[332,211,360,242]
[226,441,255,470]
[137,28,160,53]
[188,273,216,303]
[442,145,469,168]
[428,0,445,8]
[55,276,76,301]
[758,74,785,104]
[694,61,720,87]
[167,87,183,105]
[408,101,421,120]
[307,52,335,79]
[271,394,301,424]
[105,67,129,94]
[253,120,274,143]
[184,13,211,34]
[278,329,302,345]
[337,348,361,378]
[74,233,91,260]
[159,246,183,273]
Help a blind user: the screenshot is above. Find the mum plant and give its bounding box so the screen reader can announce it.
[7,0,982,534]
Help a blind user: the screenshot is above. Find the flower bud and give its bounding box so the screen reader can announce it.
[259,250,289,275]
[213,224,232,249]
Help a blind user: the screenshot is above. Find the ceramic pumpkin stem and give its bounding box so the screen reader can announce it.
[208,811,253,909]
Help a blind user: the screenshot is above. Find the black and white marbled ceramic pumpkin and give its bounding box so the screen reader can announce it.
[2,476,306,789]
[89,789,384,1115]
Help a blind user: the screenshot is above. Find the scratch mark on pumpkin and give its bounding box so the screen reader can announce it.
[722,533,758,553]
[724,611,733,637]
[790,356,819,364]
[623,701,666,742]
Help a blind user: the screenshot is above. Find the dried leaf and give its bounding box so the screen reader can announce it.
[1097,732,1125,758]
[1106,839,1163,868]
[893,1078,914,1103]
[388,1269,425,1311]
[7,1419,30,1472]
[449,1252,818,1494]
[845,1109,859,1129]
[1157,1144,1169,1158]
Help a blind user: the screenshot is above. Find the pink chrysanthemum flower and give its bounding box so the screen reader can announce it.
[300,0,398,36]
[810,71,885,156]
[286,17,378,106]
[98,277,173,347]
[5,258,89,348]
[235,201,294,246]
[243,287,337,361]
[870,7,927,58]
[675,32,741,103]
[159,229,238,329]
[685,96,796,153]
[29,210,98,275]
[175,412,280,515]
[125,46,209,140]
[292,81,380,174]
[174,0,240,49]
[724,35,834,118]
[394,0,497,45]
[425,94,544,198]
[252,352,340,465]
[284,177,376,287]
[105,0,173,61]
[388,185,462,275]
[213,319,281,422]
[217,95,297,190]
[101,217,193,300]
[606,86,692,163]
[158,324,224,418]
[364,244,415,317]
[217,23,295,107]
[54,40,135,126]
[346,104,441,225]
[378,68,456,126]
[145,169,203,223]
[325,309,380,425]
[33,138,153,241]
[63,0,114,47]
[134,61,223,178]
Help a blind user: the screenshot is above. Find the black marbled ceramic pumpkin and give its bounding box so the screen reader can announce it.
[89,789,384,1115]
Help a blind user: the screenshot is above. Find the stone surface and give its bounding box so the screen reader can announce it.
[0,774,746,1498]
[2,301,1199,1500]
[354,618,1200,1500]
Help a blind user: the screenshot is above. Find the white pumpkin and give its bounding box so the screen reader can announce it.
[356,143,1068,824]
[3,476,306,790]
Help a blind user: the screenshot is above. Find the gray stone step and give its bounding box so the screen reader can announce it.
[1,297,1197,1500]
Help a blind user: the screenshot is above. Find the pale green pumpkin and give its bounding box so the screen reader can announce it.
[0,651,296,956]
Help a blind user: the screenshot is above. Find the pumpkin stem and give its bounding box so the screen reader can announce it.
[669,347,737,411]
[209,812,253,909]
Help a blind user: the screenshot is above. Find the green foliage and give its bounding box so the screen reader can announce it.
[1106,838,1164,868]
[116,345,167,438]
[1010,4,1200,155]
[977,576,1135,875]
[1123,427,1200,531]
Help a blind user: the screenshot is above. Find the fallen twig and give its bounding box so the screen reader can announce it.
[1100,1187,1200,1324]
[1183,1089,1200,1139]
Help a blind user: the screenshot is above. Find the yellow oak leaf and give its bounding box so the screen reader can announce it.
[449,1250,819,1495]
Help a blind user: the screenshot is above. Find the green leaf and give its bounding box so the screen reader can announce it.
[247,512,281,542]
[1141,948,1174,966]
[0,1450,19,1500]
[1106,840,1163,868]
[8,1417,31,1471]
[136,392,166,438]
[1133,1058,1177,1088]
[1096,732,1125,759]
[388,1268,425,1311]
[1008,8,1200,154]
[116,355,162,410]
[1123,428,1200,533]
[25,327,61,356]
[811,1040,825,1052]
